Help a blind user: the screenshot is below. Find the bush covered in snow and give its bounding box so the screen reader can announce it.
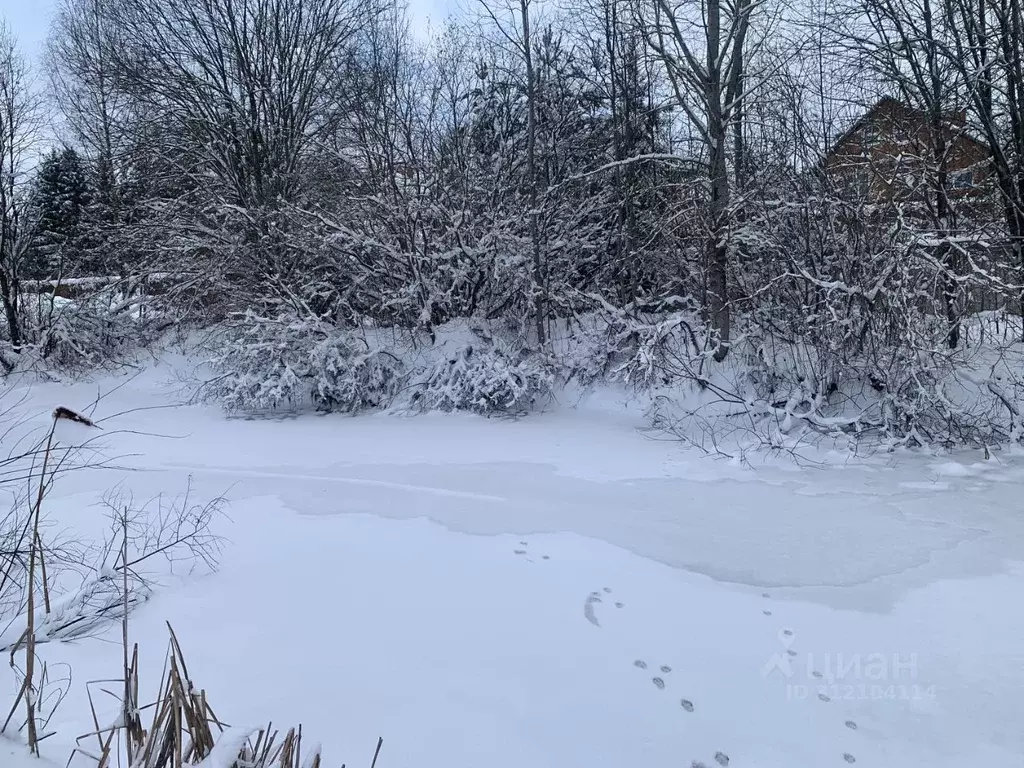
[206,314,549,417]
[581,303,1024,452]
[206,314,406,413]
[310,340,405,412]
[0,284,166,375]
[206,314,556,418]
[562,300,706,391]
[31,297,145,371]
[407,342,556,416]
[205,303,1024,447]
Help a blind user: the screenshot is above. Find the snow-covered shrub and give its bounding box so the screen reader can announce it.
[310,339,404,412]
[33,297,146,371]
[0,285,164,375]
[725,197,1024,449]
[208,313,554,417]
[408,343,556,416]
[560,299,707,392]
[207,313,406,413]
[573,292,1024,452]
[207,317,311,411]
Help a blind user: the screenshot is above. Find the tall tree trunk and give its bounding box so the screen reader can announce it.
[521,0,546,346]
[0,272,19,349]
[707,0,731,360]
[923,0,961,348]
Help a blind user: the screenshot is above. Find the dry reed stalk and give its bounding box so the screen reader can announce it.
[24,416,58,753]
[71,623,379,767]
[1,406,91,750]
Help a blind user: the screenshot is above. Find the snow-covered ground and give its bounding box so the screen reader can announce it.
[3,360,1024,767]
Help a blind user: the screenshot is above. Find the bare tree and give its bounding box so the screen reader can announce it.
[941,0,1024,316]
[476,0,550,346]
[849,0,968,346]
[0,23,42,353]
[92,0,375,296]
[572,0,661,305]
[110,0,368,208]
[521,0,547,345]
[48,0,132,225]
[643,0,762,360]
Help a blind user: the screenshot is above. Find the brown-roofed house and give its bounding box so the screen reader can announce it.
[823,97,990,204]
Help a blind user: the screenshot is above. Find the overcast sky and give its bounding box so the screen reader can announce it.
[1,0,457,64]
[1,0,55,58]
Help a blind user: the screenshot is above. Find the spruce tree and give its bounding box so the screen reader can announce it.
[27,147,92,279]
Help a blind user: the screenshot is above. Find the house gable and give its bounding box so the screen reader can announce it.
[823,98,990,203]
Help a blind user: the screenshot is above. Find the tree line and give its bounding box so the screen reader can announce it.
[0,0,1022,442]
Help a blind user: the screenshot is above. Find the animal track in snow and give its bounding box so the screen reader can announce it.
[584,592,603,627]
[692,755,729,768]
[845,720,858,730]
[842,753,856,763]
[680,699,694,712]
[632,659,671,691]
[513,541,550,561]
[583,586,620,627]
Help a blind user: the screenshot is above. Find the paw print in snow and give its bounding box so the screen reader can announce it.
[634,660,647,669]
[680,699,694,712]
[714,752,729,767]
[842,754,856,764]
[652,677,665,690]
